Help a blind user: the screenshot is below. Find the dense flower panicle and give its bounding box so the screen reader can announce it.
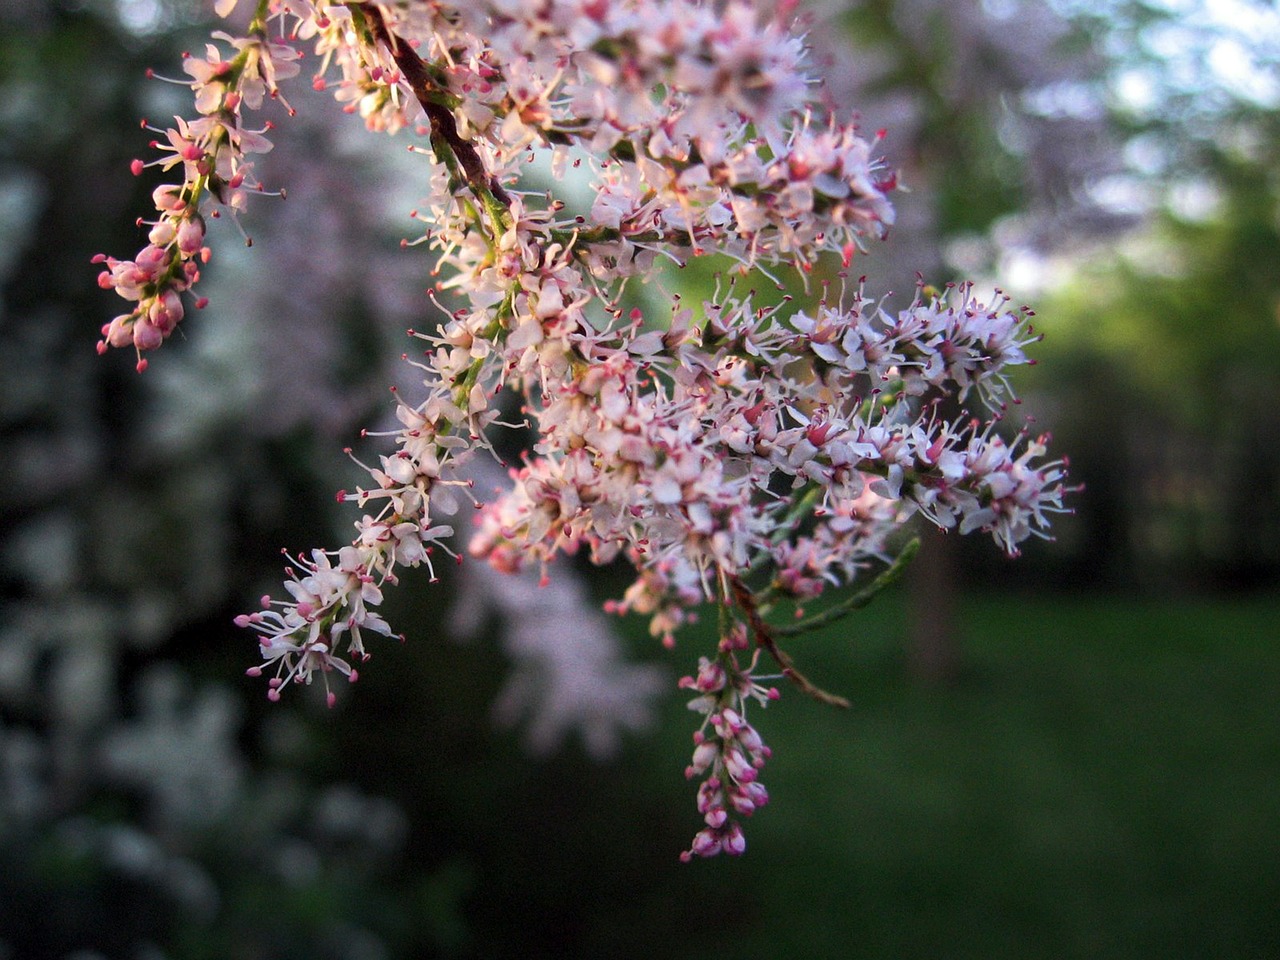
[99,0,1072,857]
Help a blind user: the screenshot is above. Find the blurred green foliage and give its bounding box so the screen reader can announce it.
[1025,99,1280,586]
[1036,67,1280,428]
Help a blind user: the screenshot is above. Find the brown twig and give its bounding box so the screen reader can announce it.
[728,575,850,709]
[362,6,511,207]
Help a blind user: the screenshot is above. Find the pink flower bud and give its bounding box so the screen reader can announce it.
[694,658,726,692]
[689,829,723,858]
[718,708,745,735]
[152,185,185,212]
[104,315,135,348]
[723,747,756,783]
[696,779,724,813]
[135,244,168,276]
[685,739,717,777]
[148,289,184,334]
[148,220,176,247]
[132,316,163,351]
[177,218,205,255]
[723,824,747,856]
[736,722,765,756]
[740,780,769,809]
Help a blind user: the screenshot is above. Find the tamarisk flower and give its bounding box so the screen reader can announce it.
[100,0,1074,858]
[235,547,390,707]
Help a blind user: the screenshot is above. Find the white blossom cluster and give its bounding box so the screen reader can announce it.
[97,0,1069,858]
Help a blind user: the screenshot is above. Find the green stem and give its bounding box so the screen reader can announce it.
[772,537,920,639]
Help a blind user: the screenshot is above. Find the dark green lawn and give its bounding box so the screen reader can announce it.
[645,591,1280,960]
[317,587,1280,960]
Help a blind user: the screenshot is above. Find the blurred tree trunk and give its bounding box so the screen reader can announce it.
[904,383,962,685]
[906,524,961,685]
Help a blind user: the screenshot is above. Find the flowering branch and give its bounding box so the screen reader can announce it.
[95,0,1071,858]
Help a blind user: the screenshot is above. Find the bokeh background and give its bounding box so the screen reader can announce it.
[2,0,1278,957]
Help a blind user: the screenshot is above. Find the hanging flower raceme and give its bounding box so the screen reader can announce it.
[96,0,1072,858]
[93,11,298,370]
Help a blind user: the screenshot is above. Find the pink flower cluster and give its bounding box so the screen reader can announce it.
[99,0,1070,857]
[678,628,779,861]
[94,17,299,370]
